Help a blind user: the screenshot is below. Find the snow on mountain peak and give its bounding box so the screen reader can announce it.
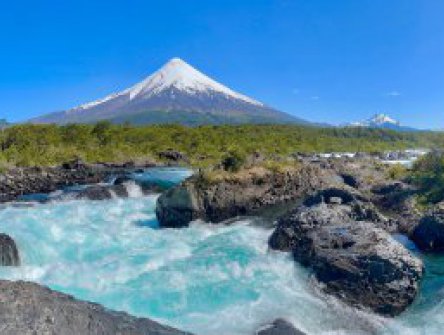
[76,58,263,110]
[347,113,400,127]
[369,113,399,125]
[125,58,263,105]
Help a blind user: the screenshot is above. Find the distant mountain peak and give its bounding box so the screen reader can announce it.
[368,113,399,126]
[31,58,303,126]
[346,113,420,132]
[348,113,400,128]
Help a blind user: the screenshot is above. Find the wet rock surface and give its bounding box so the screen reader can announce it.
[0,234,20,266]
[0,280,193,335]
[156,165,338,228]
[0,160,167,203]
[270,187,394,251]
[270,201,424,316]
[0,166,109,203]
[158,150,189,164]
[75,184,129,200]
[256,319,306,335]
[412,209,444,252]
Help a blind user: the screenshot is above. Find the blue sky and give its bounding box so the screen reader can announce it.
[0,0,443,128]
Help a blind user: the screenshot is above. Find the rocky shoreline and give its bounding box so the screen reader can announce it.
[0,280,193,335]
[156,164,338,228]
[0,160,162,203]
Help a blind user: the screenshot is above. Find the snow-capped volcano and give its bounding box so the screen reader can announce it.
[348,113,400,128]
[31,58,303,125]
[347,113,419,131]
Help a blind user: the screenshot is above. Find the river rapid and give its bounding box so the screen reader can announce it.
[0,168,442,335]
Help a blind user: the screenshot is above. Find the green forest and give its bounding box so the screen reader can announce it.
[0,122,443,168]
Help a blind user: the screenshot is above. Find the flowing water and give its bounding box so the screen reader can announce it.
[0,167,442,334]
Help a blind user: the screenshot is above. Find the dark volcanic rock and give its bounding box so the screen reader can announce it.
[256,319,306,335]
[62,158,87,170]
[269,203,355,252]
[297,221,423,316]
[0,234,20,266]
[75,185,129,200]
[158,150,189,163]
[303,187,368,207]
[114,175,134,185]
[156,165,338,228]
[0,280,192,335]
[270,187,392,251]
[371,182,420,234]
[270,203,423,316]
[0,166,109,203]
[412,209,444,252]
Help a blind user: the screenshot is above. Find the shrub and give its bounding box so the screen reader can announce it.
[221,149,246,172]
[410,151,444,204]
[387,164,408,180]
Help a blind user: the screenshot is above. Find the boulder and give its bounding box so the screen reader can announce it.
[0,234,20,266]
[62,158,87,170]
[270,204,423,316]
[256,319,306,335]
[0,166,109,203]
[411,209,444,252]
[0,280,193,335]
[113,175,134,186]
[268,186,391,250]
[370,182,420,234]
[303,187,367,207]
[75,185,128,200]
[158,150,189,163]
[156,165,338,228]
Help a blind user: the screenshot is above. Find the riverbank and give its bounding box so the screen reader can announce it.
[0,159,165,203]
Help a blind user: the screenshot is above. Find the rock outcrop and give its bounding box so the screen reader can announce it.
[412,208,444,252]
[158,150,189,164]
[269,187,393,251]
[256,319,306,335]
[0,280,193,335]
[75,185,129,200]
[0,160,162,203]
[270,201,423,316]
[371,182,420,234]
[156,165,338,227]
[0,166,109,202]
[0,234,20,266]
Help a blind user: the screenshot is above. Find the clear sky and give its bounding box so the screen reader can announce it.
[0,0,443,128]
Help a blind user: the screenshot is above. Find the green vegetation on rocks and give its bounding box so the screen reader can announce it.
[410,151,444,204]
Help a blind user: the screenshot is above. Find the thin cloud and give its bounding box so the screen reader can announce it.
[386,91,402,97]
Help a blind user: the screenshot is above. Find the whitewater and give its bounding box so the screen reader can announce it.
[0,168,442,335]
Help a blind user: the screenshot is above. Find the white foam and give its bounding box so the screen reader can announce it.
[0,197,437,335]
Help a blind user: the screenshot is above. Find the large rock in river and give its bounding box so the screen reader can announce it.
[256,319,306,335]
[156,165,338,228]
[270,203,423,316]
[411,208,444,252]
[269,187,391,251]
[0,280,193,335]
[75,185,129,200]
[0,234,20,266]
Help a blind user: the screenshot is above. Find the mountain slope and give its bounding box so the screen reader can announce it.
[31,58,305,126]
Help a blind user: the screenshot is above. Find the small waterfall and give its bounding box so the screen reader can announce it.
[124,181,144,198]
[0,233,20,266]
